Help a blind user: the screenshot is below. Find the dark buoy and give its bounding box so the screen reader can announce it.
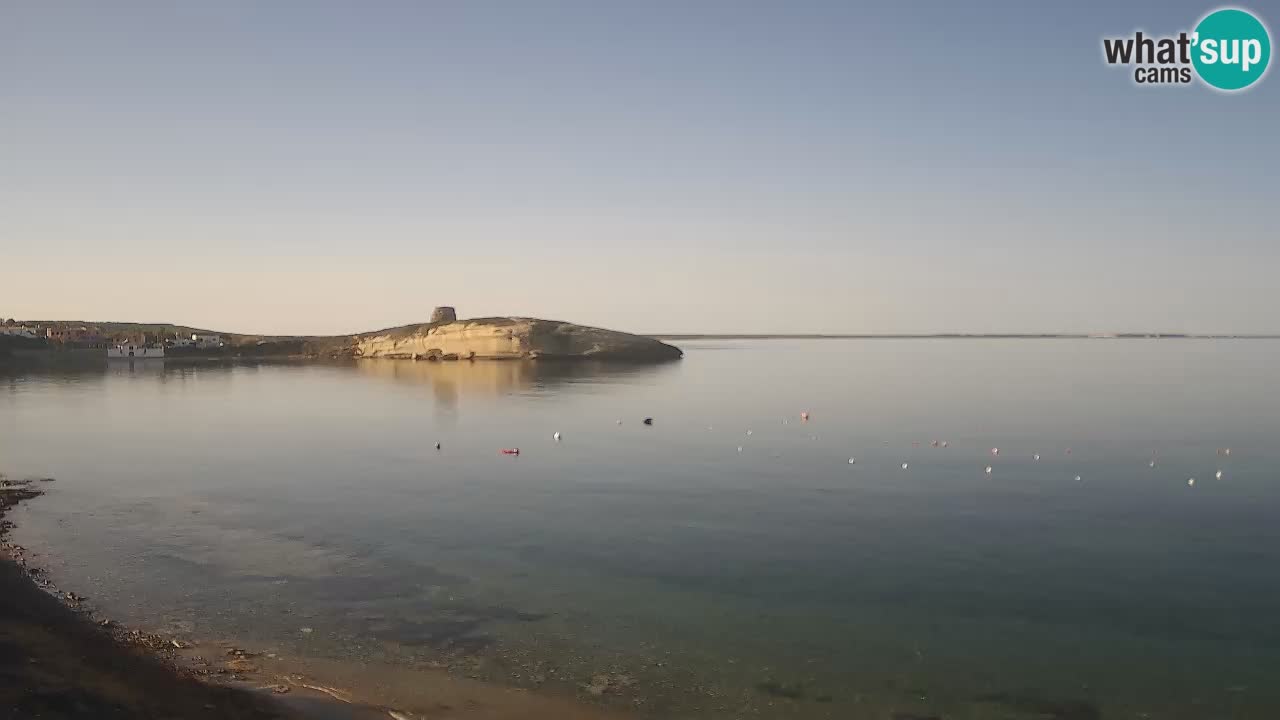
[434,442,441,450]
[643,417,654,426]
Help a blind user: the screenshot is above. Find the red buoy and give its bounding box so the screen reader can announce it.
[500,448,520,455]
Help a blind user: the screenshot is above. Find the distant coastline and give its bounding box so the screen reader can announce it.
[1,312,683,364]
[650,333,1280,340]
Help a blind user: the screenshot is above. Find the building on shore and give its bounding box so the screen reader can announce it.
[107,342,165,359]
[46,326,94,342]
[190,333,224,349]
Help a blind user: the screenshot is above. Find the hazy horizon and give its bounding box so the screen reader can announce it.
[4,1,1277,336]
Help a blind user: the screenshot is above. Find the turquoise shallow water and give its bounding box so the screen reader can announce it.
[3,339,1280,718]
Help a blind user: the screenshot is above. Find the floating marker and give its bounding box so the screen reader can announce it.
[991,447,1000,456]
[746,429,753,436]
[736,446,743,453]
[553,432,561,442]
[643,417,654,426]
[501,448,520,455]
[985,466,993,474]
[901,462,909,470]
[1216,470,1223,479]
[1033,453,1040,461]
[800,412,810,421]
[1074,475,1082,482]
[1188,477,1196,486]
[1149,460,1156,468]
[848,457,856,464]
[434,442,441,450]
[616,419,623,425]
[941,441,949,448]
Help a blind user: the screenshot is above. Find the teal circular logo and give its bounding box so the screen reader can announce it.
[1192,8,1271,91]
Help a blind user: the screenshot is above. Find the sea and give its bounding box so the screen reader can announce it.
[3,339,1279,719]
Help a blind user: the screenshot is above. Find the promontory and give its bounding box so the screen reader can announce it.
[1,308,683,363]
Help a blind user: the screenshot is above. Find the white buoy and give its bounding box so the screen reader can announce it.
[1224,448,1232,456]
[901,462,909,470]
[1149,459,1156,468]
[1074,475,1082,482]
[746,429,753,436]
[736,446,743,453]
[848,457,856,464]
[1188,477,1196,486]
[1215,470,1223,479]
[991,447,1000,456]
[616,419,622,425]
[553,432,561,442]
[1033,453,1040,461]
[985,466,993,474]
[941,441,949,448]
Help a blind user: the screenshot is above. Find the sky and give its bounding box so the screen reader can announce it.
[2,0,1277,335]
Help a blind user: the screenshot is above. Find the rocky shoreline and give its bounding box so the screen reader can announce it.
[0,475,294,719]
[0,475,630,720]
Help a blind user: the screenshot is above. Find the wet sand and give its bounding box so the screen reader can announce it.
[1,476,628,720]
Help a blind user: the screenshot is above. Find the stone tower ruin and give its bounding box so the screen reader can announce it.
[430,306,457,324]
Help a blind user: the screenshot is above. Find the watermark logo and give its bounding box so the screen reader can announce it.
[1102,7,1271,91]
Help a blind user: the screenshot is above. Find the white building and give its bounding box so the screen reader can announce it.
[107,342,165,359]
[0,326,40,338]
[191,333,224,349]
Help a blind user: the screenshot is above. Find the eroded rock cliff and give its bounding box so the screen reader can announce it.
[351,318,681,362]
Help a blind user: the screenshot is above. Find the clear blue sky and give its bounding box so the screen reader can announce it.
[2,1,1277,334]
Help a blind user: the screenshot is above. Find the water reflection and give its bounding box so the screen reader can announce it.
[6,341,1280,719]
[353,358,680,408]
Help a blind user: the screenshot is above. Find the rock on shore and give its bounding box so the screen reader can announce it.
[350,318,682,362]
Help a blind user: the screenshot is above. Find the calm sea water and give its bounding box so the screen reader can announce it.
[4,340,1280,719]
